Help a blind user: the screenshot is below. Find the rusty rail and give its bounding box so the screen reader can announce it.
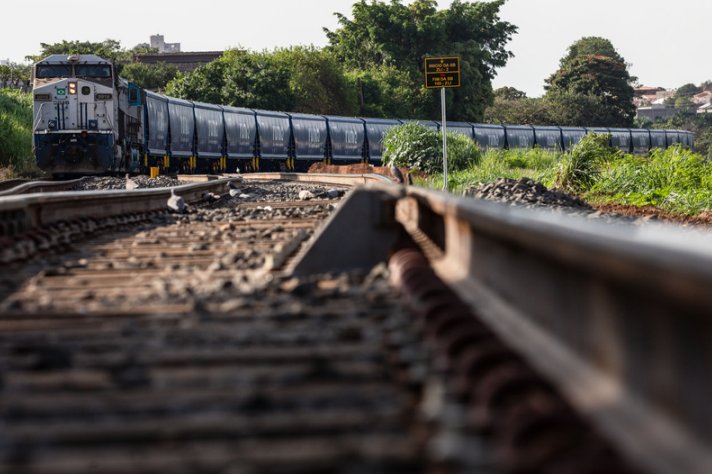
[0,178,240,237]
[291,182,712,474]
[390,186,712,474]
[0,178,87,196]
[234,172,392,186]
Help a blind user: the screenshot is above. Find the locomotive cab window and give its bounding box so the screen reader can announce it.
[36,65,72,78]
[75,65,112,78]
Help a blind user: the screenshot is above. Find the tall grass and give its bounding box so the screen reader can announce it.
[417,146,560,193]
[0,89,43,177]
[555,133,614,192]
[591,145,712,214]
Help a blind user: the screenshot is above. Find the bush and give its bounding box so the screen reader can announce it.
[0,89,33,166]
[555,132,613,192]
[382,122,481,175]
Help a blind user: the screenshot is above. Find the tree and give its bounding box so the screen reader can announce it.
[349,65,429,119]
[494,86,526,100]
[544,89,622,127]
[0,62,31,82]
[26,39,127,63]
[324,0,517,122]
[558,37,626,68]
[271,46,358,115]
[484,96,556,125]
[675,83,701,99]
[167,49,296,112]
[120,62,179,90]
[545,39,636,127]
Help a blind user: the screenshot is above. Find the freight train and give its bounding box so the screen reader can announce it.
[31,54,695,176]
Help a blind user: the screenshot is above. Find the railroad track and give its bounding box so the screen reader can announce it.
[0,177,86,197]
[0,174,711,474]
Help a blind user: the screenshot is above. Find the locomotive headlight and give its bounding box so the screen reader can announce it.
[68,82,77,95]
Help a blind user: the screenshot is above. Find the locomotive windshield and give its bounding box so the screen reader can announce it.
[36,65,72,78]
[75,65,112,78]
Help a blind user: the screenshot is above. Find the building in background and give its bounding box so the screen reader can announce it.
[132,51,224,73]
[150,35,180,53]
[0,59,9,66]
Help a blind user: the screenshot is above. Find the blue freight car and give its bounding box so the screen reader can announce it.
[194,102,224,173]
[560,127,586,151]
[222,106,257,172]
[505,125,535,149]
[473,124,506,150]
[325,116,367,164]
[289,113,328,171]
[255,110,291,171]
[143,91,169,171]
[609,129,633,153]
[533,127,563,151]
[440,122,475,139]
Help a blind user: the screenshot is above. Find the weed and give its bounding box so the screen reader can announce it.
[555,133,613,192]
[0,89,44,177]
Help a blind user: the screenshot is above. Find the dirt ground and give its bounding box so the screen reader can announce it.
[592,202,712,229]
[307,163,712,230]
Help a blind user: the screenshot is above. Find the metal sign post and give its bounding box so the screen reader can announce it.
[441,87,448,190]
[425,57,460,191]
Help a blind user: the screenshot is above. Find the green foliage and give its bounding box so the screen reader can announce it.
[382,123,481,175]
[675,83,701,99]
[485,96,556,125]
[271,46,358,115]
[417,147,559,193]
[559,37,626,69]
[167,49,296,111]
[545,53,635,127]
[26,39,127,63]
[383,123,442,173]
[325,0,517,122]
[555,133,614,192]
[413,131,712,216]
[0,89,42,175]
[168,47,358,115]
[674,96,694,108]
[546,89,623,127]
[633,116,653,129]
[0,63,31,82]
[494,86,527,100]
[591,145,712,213]
[120,62,178,90]
[485,90,622,128]
[348,65,427,118]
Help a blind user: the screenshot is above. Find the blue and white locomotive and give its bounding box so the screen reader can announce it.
[31,54,695,176]
[32,54,142,174]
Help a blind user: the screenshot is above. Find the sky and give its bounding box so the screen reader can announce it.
[2,0,710,97]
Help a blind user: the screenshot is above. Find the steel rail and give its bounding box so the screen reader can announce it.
[0,177,87,197]
[0,174,384,238]
[0,178,240,237]
[0,178,35,192]
[390,186,712,474]
[232,172,393,186]
[175,173,392,186]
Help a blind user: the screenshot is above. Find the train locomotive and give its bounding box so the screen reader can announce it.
[31,54,694,176]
